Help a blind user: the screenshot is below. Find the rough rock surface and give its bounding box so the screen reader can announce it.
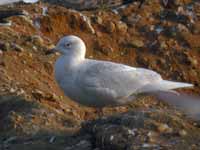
[0,0,200,149]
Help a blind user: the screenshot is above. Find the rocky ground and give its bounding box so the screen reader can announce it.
[0,0,200,149]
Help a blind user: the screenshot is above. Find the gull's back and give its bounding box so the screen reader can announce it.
[74,59,162,107]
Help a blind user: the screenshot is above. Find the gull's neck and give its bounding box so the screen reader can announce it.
[61,54,85,68]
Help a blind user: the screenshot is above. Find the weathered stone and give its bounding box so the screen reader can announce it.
[179,130,187,136]
[160,41,168,49]
[116,21,128,34]
[11,43,24,52]
[30,35,44,46]
[106,21,116,33]
[123,14,141,25]
[130,39,144,48]
[64,140,92,150]
[157,123,173,133]
[92,16,103,25]
[0,42,10,51]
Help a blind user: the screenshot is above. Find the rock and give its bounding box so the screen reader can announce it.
[80,14,95,34]
[19,15,34,27]
[188,56,198,67]
[147,131,159,143]
[49,136,56,143]
[179,130,187,136]
[3,136,17,144]
[160,41,168,49]
[99,46,114,56]
[43,62,53,74]
[95,41,114,56]
[0,41,10,51]
[116,21,128,34]
[42,6,48,16]
[42,0,134,10]
[64,140,92,150]
[142,143,159,148]
[10,88,16,93]
[136,55,149,67]
[155,25,164,34]
[177,24,190,33]
[11,43,24,52]
[130,39,144,48]
[16,88,25,96]
[123,14,141,25]
[157,123,173,134]
[69,11,95,34]
[81,112,148,149]
[30,35,44,46]
[192,23,200,34]
[106,21,116,33]
[32,89,45,100]
[92,16,103,25]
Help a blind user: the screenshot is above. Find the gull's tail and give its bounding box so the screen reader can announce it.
[138,80,200,120]
[154,91,200,120]
[140,80,193,93]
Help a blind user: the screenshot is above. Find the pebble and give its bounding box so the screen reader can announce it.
[11,43,24,52]
[30,35,44,46]
[92,16,103,25]
[160,41,168,49]
[188,56,198,66]
[179,130,187,136]
[17,88,25,96]
[4,136,17,144]
[32,89,45,99]
[142,143,158,148]
[106,22,116,33]
[130,39,144,48]
[0,50,3,55]
[177,24,189,33]
[157,123,173,133]
[147,131,159,143]
[116,21,128,34]
[10,88,16,93]
[64,140,92,150]
[42,6,48,16]
[124,13,141,25]
[49,136,56,143]
[0,42,10,51]
[155,25,164,34]
[79,13,95,34]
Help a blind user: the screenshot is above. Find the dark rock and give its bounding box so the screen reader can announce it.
[81,112,146,150]
[106,21,116,33]
[0,41,10,51]
[64,140,92,150]
[0,9,25,26]
[42,0,135,10]
[11,43,24,52]
[92,16,103,25]
[123,13,141,26]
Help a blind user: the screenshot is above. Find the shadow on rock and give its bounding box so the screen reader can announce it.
[0,94,80,137]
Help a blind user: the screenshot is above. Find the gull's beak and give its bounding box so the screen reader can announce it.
[45,48,57,55]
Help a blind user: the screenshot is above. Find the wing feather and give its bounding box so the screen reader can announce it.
[76,60,162,103]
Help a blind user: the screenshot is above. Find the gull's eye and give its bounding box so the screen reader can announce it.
[65,43,71,47]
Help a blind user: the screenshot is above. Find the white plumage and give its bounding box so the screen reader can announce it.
[53,35,193,108]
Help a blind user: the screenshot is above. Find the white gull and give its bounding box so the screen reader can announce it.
[50,35,194,108]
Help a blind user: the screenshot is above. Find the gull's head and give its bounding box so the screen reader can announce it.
[49,35,86,59]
